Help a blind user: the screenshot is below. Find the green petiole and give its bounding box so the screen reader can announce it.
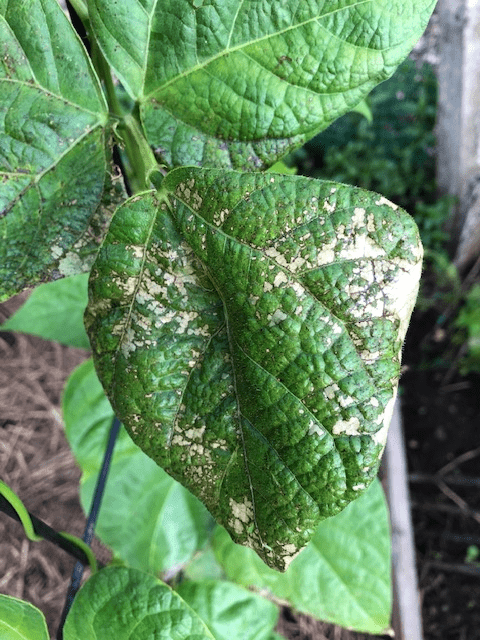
[0,480,97,574]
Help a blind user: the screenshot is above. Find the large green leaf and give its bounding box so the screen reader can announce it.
[212,479,391,634]
[63,358,214,573]
[63,566,215,640]
[89,0,436,169]
[0,595,49,640]
[176,580,279,640]
[85,168,422,570]
[1,274,90,348]
[0,0,109,300]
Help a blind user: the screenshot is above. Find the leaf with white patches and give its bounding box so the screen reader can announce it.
[0,0,110,301]
[85,168,422,570]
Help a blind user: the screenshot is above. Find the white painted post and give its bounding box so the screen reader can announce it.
[436,0,480,269]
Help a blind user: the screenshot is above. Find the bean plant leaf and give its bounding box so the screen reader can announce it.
[89,0,436,170]
[0,595,49,640]
[1,274,90,348]
[63,358,214,573]
[212,479,391,633]
[63,566,215,640]
[175,580,279,640]
[0,0,109,301]
[85,168,422,570]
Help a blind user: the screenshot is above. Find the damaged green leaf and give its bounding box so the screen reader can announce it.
[85,168,422,570]
[0,0,109,300]
[89,0,437,169]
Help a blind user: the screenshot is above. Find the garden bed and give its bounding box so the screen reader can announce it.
[2,278,479,640]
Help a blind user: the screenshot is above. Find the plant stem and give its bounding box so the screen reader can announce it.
[68,0,159,194]
[90,46,159,193]
[67,0,88,24]
[91,43,123,117]
[0,494,101,569]
[119,112,161,193]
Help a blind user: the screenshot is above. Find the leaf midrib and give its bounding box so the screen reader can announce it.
[170,187,396,380]
[169,198,386,530]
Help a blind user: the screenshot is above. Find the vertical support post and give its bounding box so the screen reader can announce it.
[436,0,480,269]
[385,400,424,640]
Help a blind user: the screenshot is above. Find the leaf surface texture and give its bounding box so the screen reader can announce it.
[0,0,109,299]
[85,168,422,569]
[89,0,437,168]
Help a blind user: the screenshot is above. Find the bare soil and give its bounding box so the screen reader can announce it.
[0,294,112,638]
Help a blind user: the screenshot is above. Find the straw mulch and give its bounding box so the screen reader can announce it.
[0,293,110,638]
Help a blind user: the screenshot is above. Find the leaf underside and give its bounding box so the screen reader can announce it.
[89,0,437,169]
[85,168,422,570]
[0,0,109,301]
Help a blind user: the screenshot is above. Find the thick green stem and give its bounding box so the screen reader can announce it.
[118,112,161,193]
[95,53,160,192]
[92,47,159,192]
[68,1,160,193]
[92,44,123,117]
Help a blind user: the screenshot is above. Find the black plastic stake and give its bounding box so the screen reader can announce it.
[56,416,121,640]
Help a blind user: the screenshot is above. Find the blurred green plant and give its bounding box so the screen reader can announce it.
[465,545,480,564]
[454,284,480,375]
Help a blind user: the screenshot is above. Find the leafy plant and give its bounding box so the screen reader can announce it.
[454,284,480,375]
[3,268,393,636]
[292,58,456,255]
[0,0,436,637]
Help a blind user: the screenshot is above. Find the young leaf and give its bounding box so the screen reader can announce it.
[1,274,90,348]
[89,0,436,169]
[0,594,49,640]
[175,580,279,640]
[63,359,214,573]
[63,566,215,640]
[211,479,391,634]
[85,168,422,570]
[0,0,109,301]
